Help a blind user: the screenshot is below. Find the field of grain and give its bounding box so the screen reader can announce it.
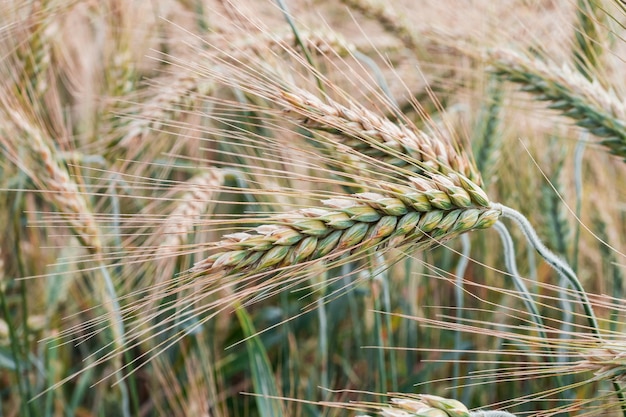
[1,1,626,416]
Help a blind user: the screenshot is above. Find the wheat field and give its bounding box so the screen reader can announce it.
[1,1,626,416]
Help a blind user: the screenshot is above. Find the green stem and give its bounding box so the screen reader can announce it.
[378,254,398,392]
[493,204,626,416]
[0,287,30,417]
[494,204,600,335]
[454,234,471,399]
[275,0,325,94]
[572,138,586,273]
[369,257,388,399]
[316,288,329,400]
[494,221,570,411]
[99,263,132,417]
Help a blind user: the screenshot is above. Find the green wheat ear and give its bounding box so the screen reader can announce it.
[193,182,498,277]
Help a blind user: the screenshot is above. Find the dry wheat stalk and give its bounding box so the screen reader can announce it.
[487,48,626,159]
[192,176,497,276]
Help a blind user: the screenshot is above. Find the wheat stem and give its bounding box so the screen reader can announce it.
[572,136,586,272]
[493,203,601,336]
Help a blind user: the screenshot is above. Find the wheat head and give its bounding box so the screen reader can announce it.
[488,47,626,159]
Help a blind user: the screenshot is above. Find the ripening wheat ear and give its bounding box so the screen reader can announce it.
[155,169,226,259]
[0,105,102,254]
[487,47,626,160]
[176,34,494,274]
[338,0,419,52]
[117,29,357,152]
[177,36,481,187]
[13,1,59,100]
[192,178,497,277]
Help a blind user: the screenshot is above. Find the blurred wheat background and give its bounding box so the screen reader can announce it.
[1,0,626,416]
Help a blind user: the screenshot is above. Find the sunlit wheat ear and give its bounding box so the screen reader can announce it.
[573,342,626,384]
[192,178,497,277]
[118,29,356,151]
[161,12,483,186]
[223,28,359,59]
[117,74,215,150]
[13,1,58,99]
[279,89,482,185]
[487,47,626,160]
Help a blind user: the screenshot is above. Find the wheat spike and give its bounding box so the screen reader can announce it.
[573,343,626,383]
[118,74,214,149]
[1,106,101,254]
[488,47,626,159]
[193,176,497,276]
[279,88,482,185]
[339,0,418,51]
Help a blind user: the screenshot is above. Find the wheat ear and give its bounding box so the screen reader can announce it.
[1,108,101,254]
[488,48,626,159]
[193,176,497,276]
[355,394,516,417]
[279,89,483,185]
[339,0,418,51]
[14,1,58,99]
[573,343,626,383]
[156,169,225,258]
[118,74,214,149]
